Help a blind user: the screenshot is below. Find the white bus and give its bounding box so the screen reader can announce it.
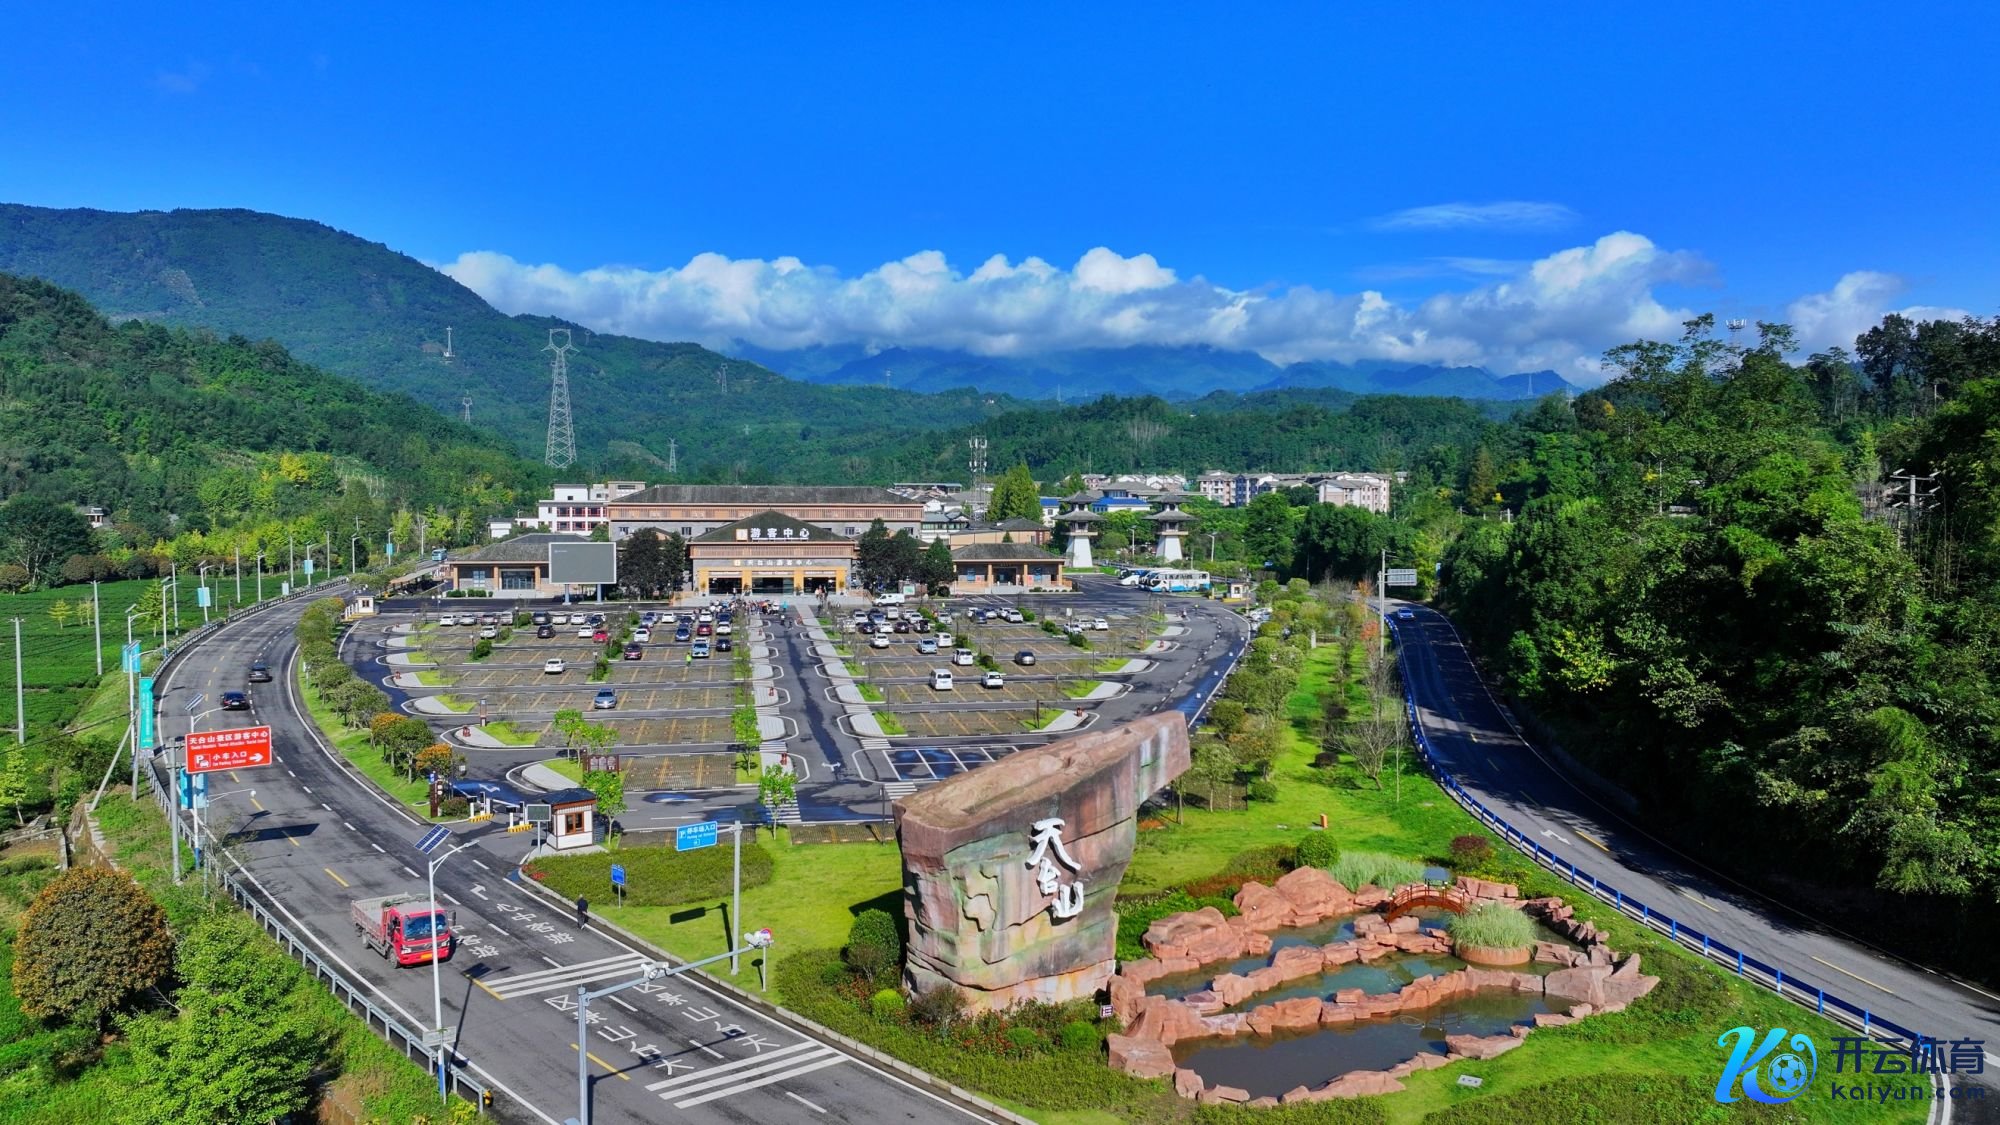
[1145,569,1212,593]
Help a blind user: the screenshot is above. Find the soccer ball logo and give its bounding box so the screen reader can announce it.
[1767,1052,1810,1095]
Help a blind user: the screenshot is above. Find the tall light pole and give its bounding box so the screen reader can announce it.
[256,552,265,604]
[125,606,142,796]
[234,546,242,606]
[169,563,180,633]
[91,580,103,676]
[197,563,213,625]
[288,534,295,591]
[304,545,321,589]
[424,835,476,1104]
[11,618,22,745]
[158,575,175,649]
[351,533,361,577]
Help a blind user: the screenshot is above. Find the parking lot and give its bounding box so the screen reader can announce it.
[883,744,1021,781]
[441,660,741,690]
[891,709,1046,738]
[463,685,736,713]
[505,714,733,747]
[880,681,1064,705]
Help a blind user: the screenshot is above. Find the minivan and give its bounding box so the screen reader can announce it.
[930,669,954,690]
[953,648,975,666]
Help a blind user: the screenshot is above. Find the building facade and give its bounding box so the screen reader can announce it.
[532,481,649,535]
[1193,471,1393,512]
[949,543,1066,593]
[687,512,857,596]
[444,533,577,597]
[606,485,923,543]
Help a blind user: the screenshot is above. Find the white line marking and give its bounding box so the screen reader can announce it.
[401,865,418,878]
[690,1038,725,1060]
[320,802,332,812]
[541,955,564,968]
[610,995,636,1012]
[474,859,491,870]
[786,1091,828,1113]
[644,1042,814,1091]
[489,923,508,937]
[343,820,356,831]
[299,782,308,790]
[370,842,385,853]
[674,1053,848,1108]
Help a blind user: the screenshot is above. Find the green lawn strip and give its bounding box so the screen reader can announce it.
[857,683,885,703]
[1062,680,1103,699]
[431,693,474,712]
[541,757,582,783]
[412,669,454,687]
[1092,658,1129,674]
[873,711,908,736]
[403,649,435,664]
[296,675,433,811]
[480,721,543,746]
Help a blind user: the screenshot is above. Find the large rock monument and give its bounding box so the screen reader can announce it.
[894,712,1190,1012]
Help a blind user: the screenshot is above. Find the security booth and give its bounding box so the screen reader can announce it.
[544,788,600,850]
[344,593,378,619]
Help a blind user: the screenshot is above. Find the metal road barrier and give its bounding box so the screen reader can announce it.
[1383,616,1923,1046]
[132,581,495,1112]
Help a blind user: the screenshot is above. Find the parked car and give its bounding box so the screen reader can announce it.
[982,671,1005,688]
[935,611,954,625]
[1003,609,1024,623]
[544,657,567,674]
[856,621,876,634]
[715,622,733,636]
[531,611,551,625]
[696,623,712,637]
[1063,622,1085,636]
[697,611,714,623]
[912,618,932,633]
[633,628,651,643]
[479,613,500,625]
[1014,650,1037,666]
[577,625,594,638]
[917,638,938,655]
[870,634,891,649]
[536,624,555,638]
[593,689,617,710]
[220,690,250,711]
[953,648,976,666]
[1092,617,1109,631]
[247,662,272,683]
[716,636,733,652]
[622,643,644,660]
[478,624,498,639]
[874,592,906,606]
[691,641,711,659]
[587,613,606,625]
[675,626,692,642]
[930,669,954,690]
[892,619,911,633]
[550,612,569,624]
[437,614,457,627]
[592,629,610,643]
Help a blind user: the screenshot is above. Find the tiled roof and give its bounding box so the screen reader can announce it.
[690,511,851,544]
[951,543,1062,562]
[455,533,586,564]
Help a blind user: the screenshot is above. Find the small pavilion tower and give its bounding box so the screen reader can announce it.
[1147,491,1193,562]
[1055,491,1104,569]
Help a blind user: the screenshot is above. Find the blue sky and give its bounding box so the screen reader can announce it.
[3,3,1994,379]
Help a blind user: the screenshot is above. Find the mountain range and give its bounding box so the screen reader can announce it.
[731,342,1579,402]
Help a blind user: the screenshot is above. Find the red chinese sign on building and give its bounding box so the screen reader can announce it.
[186,726,273,774]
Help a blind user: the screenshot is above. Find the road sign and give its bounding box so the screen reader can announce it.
[524,803,553,825]
[138,677,156,751]
[196,586,211,608]
[421,1027,455,1049]
[744,927,774,948]
[584,753,620,774]
[121,642,141,675]
[183,692,206,714]
[415,825,451,854]
[610,864,626,887]
[185,726,273,773]
[1385,568,1420,587]
[676,821,719,851]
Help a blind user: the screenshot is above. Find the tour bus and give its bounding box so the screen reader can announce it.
[1145,569,1212,593]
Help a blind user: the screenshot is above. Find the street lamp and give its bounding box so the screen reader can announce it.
[424,836,477,1104]
[303,544,322,589]
[125,606,143,797]
[255,552,266,604]
[197,563,213,625]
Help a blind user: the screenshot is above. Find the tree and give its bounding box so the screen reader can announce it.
[619,529,674,596]
[855,520,893,590]
[1294,503,1388,584]
[1243,492,1294,571]
[0,743,28,825]
[126,914,326,1124]
[588,521,611,542]
[0,495,94,586]
[12,866,174,1024]
[1464,446,1500,512]
[920,537,955,595]
[413,742,459,782]
[756,765,796,836]
[985,464,1042,523]
[582,768,627,819]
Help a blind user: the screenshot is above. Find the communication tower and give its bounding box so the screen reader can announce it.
[544,329,577,469]
[443,326,455,360]
[967,435,989,477]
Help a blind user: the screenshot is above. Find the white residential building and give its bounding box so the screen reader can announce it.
[530,481,648,535]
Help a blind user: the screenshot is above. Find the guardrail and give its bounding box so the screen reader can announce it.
[1383,615,1922,1046]
[128,581,494,1112]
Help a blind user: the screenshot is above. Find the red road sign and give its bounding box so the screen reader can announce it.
[186,726,273,773]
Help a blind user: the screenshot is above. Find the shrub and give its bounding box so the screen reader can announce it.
[1244,778,1278,802]
[1005,1026,1045,1052]
[907,983,966,1028]
[848,908,903,962]
[469,638,493,661]
[1295,832,1341,869]
[1450,834,1494,870]
[870,989,906,1021]
[819,961,852,987]
[1058,1020,1100,1053]
[1448,902,1537,949]
[1327,850,1426,892]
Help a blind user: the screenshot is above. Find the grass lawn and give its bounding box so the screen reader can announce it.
[412,669,454,687]
[541,757,582,783]
[431,693,473,712]
[296,673,434,813]
[872,711,907,736]
[857,683,884,702]
[1062,680,1103,699]
[480,721,542,746]
[581,829,902,989]
[1093,658,1130,673]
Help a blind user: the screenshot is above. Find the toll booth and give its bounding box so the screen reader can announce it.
[345,593,378,619]
[543,788,599,850]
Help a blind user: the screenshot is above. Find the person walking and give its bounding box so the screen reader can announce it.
[575,895,589,929]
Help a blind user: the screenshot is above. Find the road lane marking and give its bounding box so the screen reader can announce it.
[569,1044,631,1080]
[541,955,563,968]
[249,797,265,812]
[1678,888,1720,913]
[1575,830,1610,853]
[402,865,419,879]
[644,1041,815,1091]
[287,836,302,849]
[476,954,652,999]
[673,1052,848,1108]
[344,820,356,831]
[230,770,242,783]
[300,783,309,791]
[609,994,636,1012]
[489,923,508,937]
[474,859,491,871]
[324,867,350,887]
[691,1038,724,1059]
[1811,954,1895,995]
[787,1091,828,1113]
[321,803,332,812]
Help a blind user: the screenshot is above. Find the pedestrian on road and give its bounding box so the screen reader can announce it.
[576,895,589,929]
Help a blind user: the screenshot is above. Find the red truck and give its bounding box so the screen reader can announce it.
[352,894,455,967]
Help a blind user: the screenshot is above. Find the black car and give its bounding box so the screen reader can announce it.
[1013,650,1037,666]
[536,624,555,638]
[220,690,250,711]
[856,621,875,634]
[716,636,734,652]
[246,662,272,683]
[893,619,911,633]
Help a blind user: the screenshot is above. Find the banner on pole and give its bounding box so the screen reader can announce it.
[196,587,212,608]
[122,642,142,675]
[138,678,156,751]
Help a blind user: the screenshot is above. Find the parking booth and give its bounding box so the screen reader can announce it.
[543,788,600,850]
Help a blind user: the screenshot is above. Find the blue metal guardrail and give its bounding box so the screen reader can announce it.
[1383,616,1922,1047]
[135,585,493,1111]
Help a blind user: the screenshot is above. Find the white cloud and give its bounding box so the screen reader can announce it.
[1369,200,1579,232]
[1786,271,1974,353]
[444,234,1960,386]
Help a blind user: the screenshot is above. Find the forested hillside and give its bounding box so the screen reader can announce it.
[0,204,1030,478]
[0,272,543,561]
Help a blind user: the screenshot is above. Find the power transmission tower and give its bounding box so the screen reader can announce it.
[884,368,893,390]
[443,326,455,360]
[544,329,577,469]
[460,396,473,424]
[666,438,678,475]
[967,435,988,478]
[716,364,727,393]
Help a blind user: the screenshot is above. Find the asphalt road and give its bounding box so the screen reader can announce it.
[150,596,998,1125]
[1392,602,2000,1109]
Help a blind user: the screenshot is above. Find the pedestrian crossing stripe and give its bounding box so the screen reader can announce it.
[473,953,652,999]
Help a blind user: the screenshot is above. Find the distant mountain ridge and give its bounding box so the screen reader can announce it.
[733,342,1579,402]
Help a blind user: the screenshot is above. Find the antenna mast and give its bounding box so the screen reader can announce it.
[967,435,988,478]
[716,364,727,393]
[544,329,577,469]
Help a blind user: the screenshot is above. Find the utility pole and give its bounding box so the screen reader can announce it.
[234,546,242,607]
[169,562,180,633]
[198,563,212,625]
[91,581,103,676]
[255,553,265,604]
[11,618,22,745]
[324,531,331,582]
[288,534,295,591]
[666,438,678,476]
[125,606,141,797]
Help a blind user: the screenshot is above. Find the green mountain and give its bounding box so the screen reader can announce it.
[0,204,1029,481]
[0,271,542,535]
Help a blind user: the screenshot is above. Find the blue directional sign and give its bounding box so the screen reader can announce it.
[414,825,451,854]
[138,678,156,750]
[196,586,212,609]
[303,558,315,577]
[121,642,142,675]
[385,541,396,559]
[675,821,719,852]
[610,864,626,887]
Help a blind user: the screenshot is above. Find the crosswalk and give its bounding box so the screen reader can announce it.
[645,1040,849,1109]
[768,801,802,824]
[473,953,653,1000]
[882,781,918,798]
[857,737,891,751]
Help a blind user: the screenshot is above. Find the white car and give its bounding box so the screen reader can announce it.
[936,612,954,625]
[478,624,498,639]
[437,614,456,627]
[577,625,594,638]
[543,657,567,674]
[1003,609,1024,623]
[697,611,714,623]
[982,671,1004,688]
[715,622,733,635]
[870,634,891,649]
[953,648,976,666]
[1093,617,1110,631]
[930,669,954,690]
[550,612,569,624]
[633,628,651,643]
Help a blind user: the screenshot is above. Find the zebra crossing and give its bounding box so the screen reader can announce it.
[472,953,653,1000]
[645,1041,849,1109]
[882,781,918,798]
[857,736,891,750]
[768,800,802,824]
